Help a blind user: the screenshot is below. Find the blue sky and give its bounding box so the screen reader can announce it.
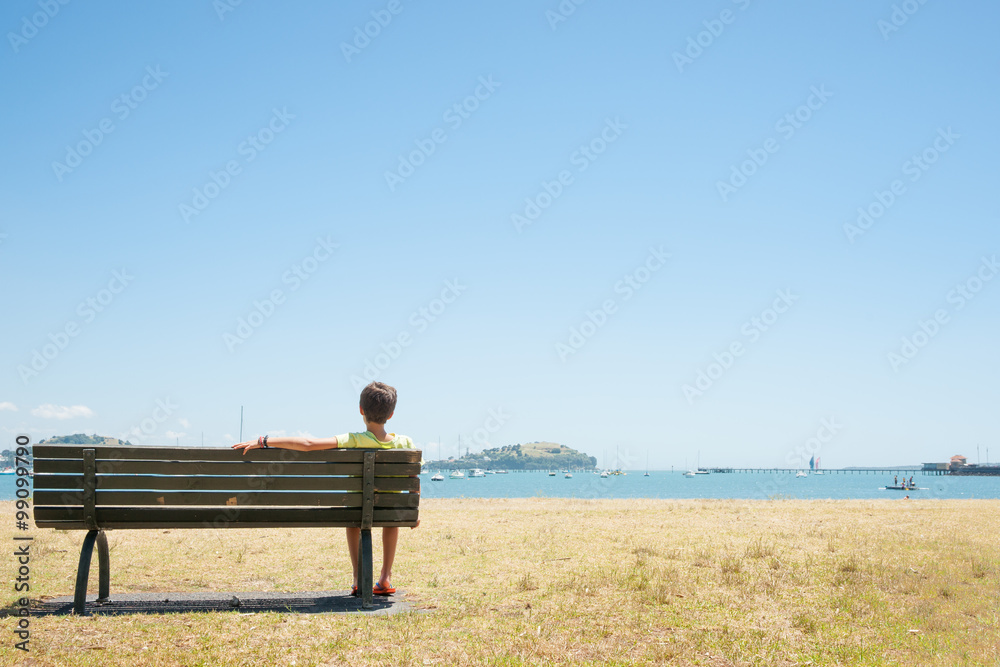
[2,0,998,469]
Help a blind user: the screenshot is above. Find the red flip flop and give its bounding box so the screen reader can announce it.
[350,585,360,597]
[373,581,396,595]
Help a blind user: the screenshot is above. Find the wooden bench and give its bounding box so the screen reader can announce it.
[31,444,421,613]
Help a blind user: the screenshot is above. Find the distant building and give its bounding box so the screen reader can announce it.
[924,454,999,476]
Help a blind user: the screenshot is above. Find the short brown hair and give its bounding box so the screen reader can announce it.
[360,382,397,424]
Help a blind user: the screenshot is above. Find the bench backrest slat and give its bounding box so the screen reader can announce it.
[32,445,417,463]
[34,459,419,477]
[32,474,419,493]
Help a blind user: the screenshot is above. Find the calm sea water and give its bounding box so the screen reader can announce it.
[416,470,1000,501]
[6,471,999,502]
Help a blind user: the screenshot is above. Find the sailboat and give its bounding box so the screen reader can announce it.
[683,456,696,477]
[812,456,823,475]
[431,472,445,481]
[695,450,709,474]
[644,452,650,477]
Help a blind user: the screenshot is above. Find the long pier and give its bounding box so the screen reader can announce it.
[709,467,946,475]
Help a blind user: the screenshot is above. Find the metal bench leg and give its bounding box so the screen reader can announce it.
[97,530,110,602]
[73,530,98,615]
[73,530,110,615]
[360,528,373,609]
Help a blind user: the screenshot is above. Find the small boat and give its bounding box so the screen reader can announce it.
[449,470,464,479]
[600,470,609,478]
[884,484,921,491]
[683,470,696,477]
[495,470,507,474]
[564,472,573,478]
[431,473,445,481]
[469,469,486,478]
[695,469,710,475]
[813,471,824,475]
[548,471,556,476]
[795,471,808,478]
[0,467,15,475]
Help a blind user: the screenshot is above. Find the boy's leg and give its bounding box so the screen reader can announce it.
[345,527,361,587]
[378,526,399,587]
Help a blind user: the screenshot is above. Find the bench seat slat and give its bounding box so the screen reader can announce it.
[33,506,418,528]
[32,474,419,493]
[31,445,420,463]
[34,460,420,477]
[33,490,419,508]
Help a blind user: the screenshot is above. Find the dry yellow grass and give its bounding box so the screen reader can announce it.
[2,498,999,666]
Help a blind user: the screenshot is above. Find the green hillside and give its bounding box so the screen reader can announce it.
[38,433,132,446]
[425,441,597,471]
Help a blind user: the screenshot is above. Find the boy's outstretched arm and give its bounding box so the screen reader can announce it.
[232,436,340,454]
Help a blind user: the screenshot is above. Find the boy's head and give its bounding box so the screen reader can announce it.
[359,381,397,424]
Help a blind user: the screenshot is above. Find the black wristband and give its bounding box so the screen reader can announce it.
[263,435,269,448]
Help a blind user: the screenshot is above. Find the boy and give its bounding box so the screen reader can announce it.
[232,381,415,596]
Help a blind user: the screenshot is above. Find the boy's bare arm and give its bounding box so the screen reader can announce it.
[232,436,340,454]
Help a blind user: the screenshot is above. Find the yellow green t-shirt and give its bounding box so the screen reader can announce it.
[336,431,413,450]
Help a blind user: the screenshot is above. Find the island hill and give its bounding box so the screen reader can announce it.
[37,434,132,446]
[425,442,597,472]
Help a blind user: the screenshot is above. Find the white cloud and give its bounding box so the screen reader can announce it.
[164,430,187,440]
[178,418,191,428]
[0,402,17,412]
[31,404,95,420]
